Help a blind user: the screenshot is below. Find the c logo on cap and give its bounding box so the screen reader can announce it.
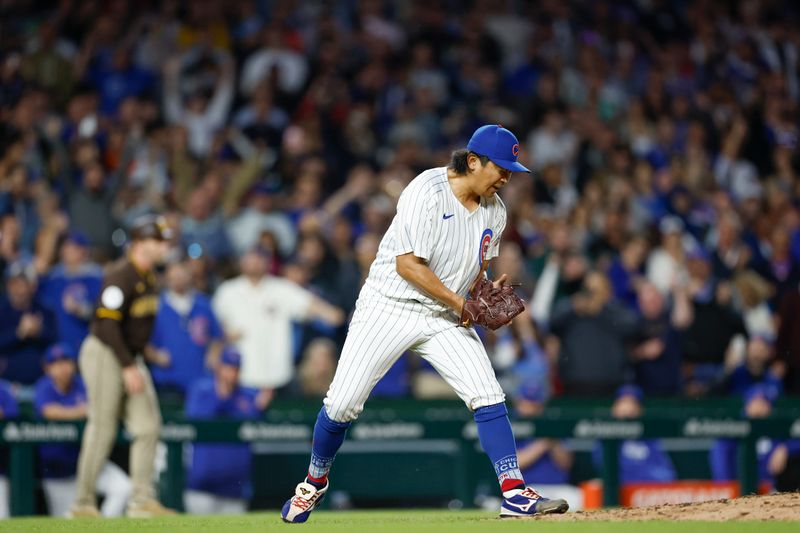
[512,143,520,157]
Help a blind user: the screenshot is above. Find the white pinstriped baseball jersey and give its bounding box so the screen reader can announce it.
[322,166,509,423]
[364,166,507,313]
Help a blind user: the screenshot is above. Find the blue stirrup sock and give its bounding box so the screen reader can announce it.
[474,402,525,494]
[307,407,351,488]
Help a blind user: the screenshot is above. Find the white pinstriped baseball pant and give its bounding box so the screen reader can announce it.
[324,287,506,422]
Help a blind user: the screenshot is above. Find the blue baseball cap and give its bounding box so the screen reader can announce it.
[44,342,76,364]
[250,181,281,197]
[65,230,90,248]
[743,383,779,406]
[517,381,548,403]
[687,245,711,263]
[615,384,644,402]
[220,346,242,368]
[467,125,531,173]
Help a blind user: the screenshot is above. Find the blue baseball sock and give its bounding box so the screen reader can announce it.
[307,407,351,488]
[474,403,525,494]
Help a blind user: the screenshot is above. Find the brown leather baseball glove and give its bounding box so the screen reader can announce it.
[460,277,525,330]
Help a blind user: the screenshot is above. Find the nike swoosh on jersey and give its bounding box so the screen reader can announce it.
[442,213,455,220]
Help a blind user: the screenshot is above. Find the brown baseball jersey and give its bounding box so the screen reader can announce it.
[89,257,159,367]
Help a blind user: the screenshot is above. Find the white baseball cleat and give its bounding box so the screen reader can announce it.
[281,478,329,523]
[500,487,569,518]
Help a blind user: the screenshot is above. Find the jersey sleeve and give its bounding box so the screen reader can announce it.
[33,379,53,417]
[276,280,315,321]
[35,274,57,310]
[394,184,439,261]
[204,298,224,341]
[93,268,136,366]
[0,381,19,418]
[149,300,165,348]
[486,202,507,261]
[211,282,233,331]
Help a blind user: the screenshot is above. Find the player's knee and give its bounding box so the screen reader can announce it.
[89,403,121,426]
[322,398,362,424]
[317,406,353,431]
[329,405,362,424]
[128,417,160,441]
[83,418,118,448]
[470,393,507,417]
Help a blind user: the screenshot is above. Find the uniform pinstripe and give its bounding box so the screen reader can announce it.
[324,167,507,423]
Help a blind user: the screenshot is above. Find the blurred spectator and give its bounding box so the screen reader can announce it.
[226,182,296,258]
[147,259,223,396]
[0,164,40,253]
[755,224,800,299]
[586,209,629,265]
[550,271,640,396]
[593,385,677,483]
[646,216,690,295]
[707,212,752,280]
[85,47,155,117]
[528,222,586,327]
[293,231,360,312]
[180,188,231,262]
[710,384,785,486]
[239,27,308,99]
[489,309,551,397]
[768,439,800,492]
[233,85,289,146]
[297,338,337,398]
[34,343,131,517]
[0,214,31,281]
[718,333,783,401]
[527,107,578,175]
[20,21,75,105]
[0,378,19,518]
[732,271,776,340]
[184,347,268,515]
[607,236,649,310]
[176,1,231,52]
[777,281,800,394]
[354,233,380,285]
[212,247,344,394]
[58,158,123,260]
[36,232,103,354]
[0,261,55,384]
[631,281,693,396]
[682,247,748,395]
[163,47,235,158]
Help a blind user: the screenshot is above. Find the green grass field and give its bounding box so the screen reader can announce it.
[1,511,798,533]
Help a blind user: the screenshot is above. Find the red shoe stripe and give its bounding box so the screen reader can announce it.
[307,473,327,486]
[501,478,525,493]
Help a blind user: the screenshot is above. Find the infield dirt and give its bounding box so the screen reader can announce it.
[536,492,800,521]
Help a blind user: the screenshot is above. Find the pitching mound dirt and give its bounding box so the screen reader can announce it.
[537,492,800,521]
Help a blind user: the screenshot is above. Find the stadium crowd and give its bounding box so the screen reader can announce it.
[2,0,800,514]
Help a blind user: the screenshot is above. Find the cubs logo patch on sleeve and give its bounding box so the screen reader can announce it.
[478,228,493,265]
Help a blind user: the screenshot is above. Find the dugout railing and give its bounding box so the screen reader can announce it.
[1,398,799,516]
